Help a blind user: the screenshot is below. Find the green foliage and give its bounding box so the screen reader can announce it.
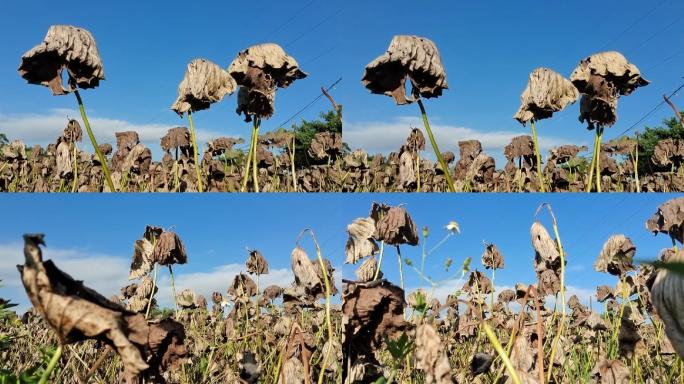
[0,347,59,384]
[291,110,346,167]
[633,112,684,174]
[0,133,8,146]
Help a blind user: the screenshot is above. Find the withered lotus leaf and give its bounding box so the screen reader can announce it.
[342,279,407,374]
[17,234,183,382]
[646,197,684,244]
[228,43,307,89]
[370,203,419,246]
[498,289,516,304]
[415,323,453,384]
[403,128,426,153]
[146,318,188,378]
[571,51,649,97]
[18,25,105,95]
[291,246,322,291]
[652,139,684,167]
[229,43,307,121]
[152,231,188,266]
[596,285,615,303]
[177,288,197,309]
[591,359,630,384]
[345,217,379,264]
[129,237,155,280]
[514,67,579,125]
[263,284,283,301]
[308,131,342,161]
[362,35,448,105]
[594,234,636,276]
[355,256,380,283]
[530,222,560,263]
[160,127,191,153]
[228,273,257,298]
[462,271,493,295]
[650,250,684,358]
[171,58,236,116]
[481,243,505,270]
[246,249,269,275]
[63,119,83,143]
[571,51,649,129]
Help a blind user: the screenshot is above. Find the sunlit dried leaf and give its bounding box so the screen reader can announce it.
[514,67,579,125]
[646,197,684,244]
[415,323,453,384]
[594,234,636,276]
[370,203,419,246]
[246,249,269,275]
[362,35,448,105]
[19,25,105,95]
[345,217,379,264]
[171,58,235,116]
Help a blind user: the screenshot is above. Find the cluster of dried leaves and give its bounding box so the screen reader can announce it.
[4,227,342,383]
[2,121,682,192]
[341,197,684,383]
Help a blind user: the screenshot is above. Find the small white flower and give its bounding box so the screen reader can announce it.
[445,221,460,234]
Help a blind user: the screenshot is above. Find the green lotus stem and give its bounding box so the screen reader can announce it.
[530,120,545,192]
[168,265,178,315]
[586,132,599,192]
[74,90,115,192]
[633,136,639,193]
[145,263,158,319]
[252,118,260,193]
[396,246,404,290]
[38,344,62,384]
[415,155,421,192]
[71,144,78,193]
[240,126,256,192]
[290,135,297,192]
[595,128,603,193]
[545,206,567,383]
[187,112,203,192]
[483,323,520,384]
[417,99,455,192]
[373,241,386,281]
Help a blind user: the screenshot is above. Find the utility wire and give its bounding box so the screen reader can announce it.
[263,0,317,40]
[275,77,342,130]
[283,7,343,48]
[614,81,684,137]
[598,0,669,51]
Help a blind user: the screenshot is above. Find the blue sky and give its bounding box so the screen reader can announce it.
[1,1,683,164]
[0,193,678,311]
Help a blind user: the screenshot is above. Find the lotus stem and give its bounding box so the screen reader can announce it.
[145,263,158,319]
[543,205,566,383]
[71,144,78,193]
[290,135,297,192]
[74,90,115,192]
[595,127,603,193]
[252,118,261,193]
[373,241,386,281]
[396,246,404,290]
[38,344,63,384]
[634,133,640,192]
[416,154,421,192]
[530,120,545,192]
[297,229,333,384]
[483,322,521,384]
[168,265,178,315]
[417,99,455,192]
[187,112,203,193]
[241,126,256,192]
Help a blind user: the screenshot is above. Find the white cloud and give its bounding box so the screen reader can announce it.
[0,109,225,157]
[344,116,580,158]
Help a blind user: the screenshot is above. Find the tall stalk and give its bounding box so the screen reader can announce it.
[530,120,545,192]
[417,99,455,192]
[586,133,599,192]
[241,126,256,192]
[595,127,604,193]
[187,112,203,192]
[373,241,386,281]
[290,135,297,192]
[252,117,261,193]
[38,345,63,384]
[74,90,115,192]
[296,229,333,384]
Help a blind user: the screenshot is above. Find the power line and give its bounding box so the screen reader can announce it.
[614,81,684,137]
[275,77,342,129]
[283,7,343,48]
[263,0,317,40]
[598,0,669,51]
[631,14,684,52]
[645,48,684,72]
